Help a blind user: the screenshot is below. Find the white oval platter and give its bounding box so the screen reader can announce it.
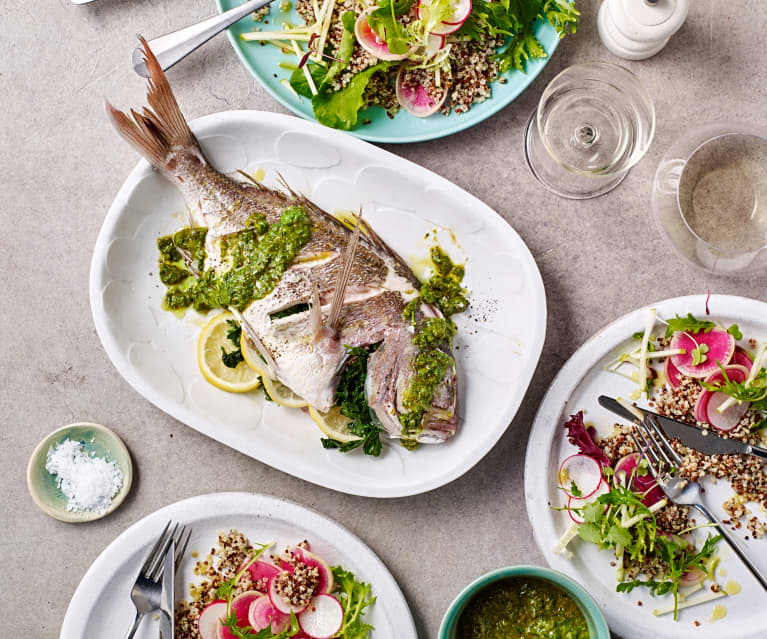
[525,294,767,639]
[59,492,417,638]
[90,110,546,497]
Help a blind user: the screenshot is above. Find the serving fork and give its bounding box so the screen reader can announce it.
[631,416,767,590]
[123,521,192,639]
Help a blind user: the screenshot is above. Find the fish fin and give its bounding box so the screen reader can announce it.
[326,211,362,332]
[106,36,198,169]
[310,283,323,343]
[358,217,420,288]
[236,169,269,192]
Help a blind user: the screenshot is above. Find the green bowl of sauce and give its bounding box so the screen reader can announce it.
[439,566,610,639]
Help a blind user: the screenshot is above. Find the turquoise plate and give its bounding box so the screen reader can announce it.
[216,0,561,143]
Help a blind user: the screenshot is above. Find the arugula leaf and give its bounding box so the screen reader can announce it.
[332,566,376,638]
[617,578,673,597]
[750,417,767,432]
[569,480,582,498]
[664,313,715,337]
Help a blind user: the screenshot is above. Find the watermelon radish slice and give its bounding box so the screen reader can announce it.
[298,594,345,639]
[557,454,603,499]
[707,391,750,431]
[218,591,264,639]
[669,328,735,378]
[199,600,228,639]
[567,480,610,524]
[665,356,683,389]
[694,364,749,429]
[269,574,309,614]
[694,388,712,423]
[355,11,410,61]
[278,546,334,594]
[614,452,664,506]
[396,65,449,117]
[732,346,753,372]
[247,560,280,591]
[249,594,290,634]
[658,532,706,585]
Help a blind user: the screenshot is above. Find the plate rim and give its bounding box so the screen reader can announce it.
[58,491,418,639]
[90,109,547,498]
[524,293,767,639]
[215,1,560,143]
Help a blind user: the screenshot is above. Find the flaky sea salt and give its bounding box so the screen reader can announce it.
[45,438,123,514]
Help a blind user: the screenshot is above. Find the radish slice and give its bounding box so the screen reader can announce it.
[425,33,446,56]
[416,0,471,33]
[247,560,280,591]
[249,595,290,634]
[732,346,753,372]
[396,65,449,117]
[199,601,228,639]
[224,591,263,635]
[670,328,735,378]
[694,388,711,423]
[558,454,603,499]
[707,392,750,432]
[680,565,706,586]
[613,452,663,506]
[567,480,610,524]
[665,356,683,389]
[694,364,749,429]
[269,574,308,614]
[279,546,334,594]
[298,594,345,639]
[355,11,410,61]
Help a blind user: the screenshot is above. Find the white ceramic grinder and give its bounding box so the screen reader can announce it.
[598,0,689,60]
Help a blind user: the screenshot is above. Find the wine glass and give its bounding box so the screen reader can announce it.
[651,122,767,274]
[524,62,656,199]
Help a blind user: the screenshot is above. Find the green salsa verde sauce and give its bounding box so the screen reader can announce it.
[157,206,312,313]
[399,247,468,445]
[457,577,590,639]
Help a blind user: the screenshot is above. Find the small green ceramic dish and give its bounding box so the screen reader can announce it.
[27,422,133,523]
[439,565,610,639]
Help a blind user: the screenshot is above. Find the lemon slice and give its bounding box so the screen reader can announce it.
[197,312,261,393]
[308,406,363,443]
[241,333,308,408]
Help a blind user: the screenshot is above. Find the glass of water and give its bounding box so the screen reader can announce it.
[651,122,767,274]
[524,62,656,199]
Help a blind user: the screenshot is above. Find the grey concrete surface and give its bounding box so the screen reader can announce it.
[1,0,765,637]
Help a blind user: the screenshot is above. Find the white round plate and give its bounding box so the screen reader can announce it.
[525,294,767,639]
[59,492,416,638]
[90,110,546,498]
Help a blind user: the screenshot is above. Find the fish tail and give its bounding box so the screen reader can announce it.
[105,36,199,169]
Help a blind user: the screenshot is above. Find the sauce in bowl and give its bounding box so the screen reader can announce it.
[456,576,590,639]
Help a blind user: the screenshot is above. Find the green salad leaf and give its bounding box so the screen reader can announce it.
[332,566,377,638]
[664,313,715,337]
[368,0,414,55]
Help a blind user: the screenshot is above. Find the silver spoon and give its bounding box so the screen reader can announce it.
[132,0,275,77]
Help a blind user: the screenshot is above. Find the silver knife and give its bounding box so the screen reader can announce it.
[159,539,175,639]
[598,395,767,459]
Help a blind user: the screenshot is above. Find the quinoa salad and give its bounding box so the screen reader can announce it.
[553,308,767,619]
[238,0,578,130]
[176,530,375,639]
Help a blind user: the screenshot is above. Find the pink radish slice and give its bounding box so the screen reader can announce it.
[416,0,471,33]
[298,594,345,639]
[665,356,683,389]
[425,33,446,56]
[279,546,334,594]
[707,392,750,432]
[680,565,706,586]
[441,0,472,24]
[670,328,735,378]
[558,453,603,499]
[694,389,711,423]
[199,601,228,639]
[269,574,308,614]
[613,452,663,506]
[732,346,753,372]
[247,560,280,591]
[695,364,750,429]
[567,480,610,524]
[225,591,264,634]
[249,595,290,634]
[354,11,410,61]
[396,66,449,117]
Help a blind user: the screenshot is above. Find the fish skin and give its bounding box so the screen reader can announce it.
[105,37,459,444]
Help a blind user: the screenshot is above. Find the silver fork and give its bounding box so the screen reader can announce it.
[631,416,767,590]
[124,521,193,639]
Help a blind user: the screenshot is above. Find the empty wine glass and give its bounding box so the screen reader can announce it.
[524,62,656,199]
[651,122,767,274]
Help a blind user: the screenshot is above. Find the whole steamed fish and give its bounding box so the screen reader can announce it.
[106,39,464,447]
